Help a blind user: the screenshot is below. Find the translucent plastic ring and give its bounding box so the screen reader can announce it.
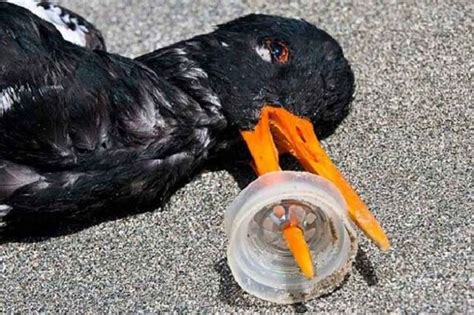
[224,171,358,304]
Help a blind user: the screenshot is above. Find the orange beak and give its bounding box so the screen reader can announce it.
[241,106,390,277]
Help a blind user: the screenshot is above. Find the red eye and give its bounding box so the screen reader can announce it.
[265,39,289,64]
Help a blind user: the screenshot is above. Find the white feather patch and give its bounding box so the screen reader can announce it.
[0,84,64,117]
[255,45,271,63]
[183,67,208,80]
[0,87,20,115]
[6,0,88,47]
[173,48,187,55]
[0,204,11,227]
[0,204,12,220]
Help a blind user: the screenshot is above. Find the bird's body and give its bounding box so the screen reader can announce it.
[0,1,389,254]
[0,2,225,232]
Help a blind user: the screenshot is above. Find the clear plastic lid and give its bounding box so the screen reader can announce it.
[224,171,358,304]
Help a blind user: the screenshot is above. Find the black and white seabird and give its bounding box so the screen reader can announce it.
[0,1,389,258]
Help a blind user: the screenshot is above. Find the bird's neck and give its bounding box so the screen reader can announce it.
[136,42,227,131]
[135,42,236,160]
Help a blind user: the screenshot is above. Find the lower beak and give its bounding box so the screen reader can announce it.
[241,106,390,277]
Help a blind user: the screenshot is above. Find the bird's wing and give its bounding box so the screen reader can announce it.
[0,4,212,233]
[0,2,166,166]
[2,0,106,50]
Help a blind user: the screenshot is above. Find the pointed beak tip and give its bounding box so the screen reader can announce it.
[379,239,391,251]
[282,225,315,279]
[303,269,315,280]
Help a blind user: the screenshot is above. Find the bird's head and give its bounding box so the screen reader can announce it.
[198,14,361,174]
[204,14,354,135]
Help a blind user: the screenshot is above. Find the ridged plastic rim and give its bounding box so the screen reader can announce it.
[224,171,358,304]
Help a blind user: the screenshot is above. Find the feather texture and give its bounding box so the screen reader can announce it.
[0,6,355,235]
[0,3,220,233]
[3,0,106,50]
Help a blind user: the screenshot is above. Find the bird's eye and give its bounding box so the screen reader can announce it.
[265,39,289,64]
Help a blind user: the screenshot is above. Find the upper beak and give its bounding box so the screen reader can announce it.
[241,106,390,277]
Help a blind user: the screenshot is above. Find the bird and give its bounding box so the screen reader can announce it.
[0,1,389,277]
